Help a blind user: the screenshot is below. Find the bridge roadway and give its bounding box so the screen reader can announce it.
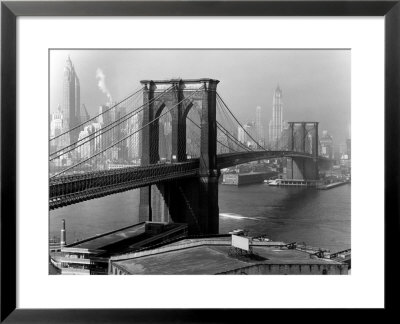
[49,151,328,210]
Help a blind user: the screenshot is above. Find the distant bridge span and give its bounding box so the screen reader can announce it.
[217,151,330,169]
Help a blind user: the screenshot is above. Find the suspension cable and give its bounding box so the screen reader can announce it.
[50,86,173,160]
[186,115,239,153]
[217,93,266,151]
[51,86,204,178]
[216,121,253,152]
[216,96,240,144]
[189,104,242,153]
[216,98,240,152]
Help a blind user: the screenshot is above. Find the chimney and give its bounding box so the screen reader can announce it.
[60,219,66,247]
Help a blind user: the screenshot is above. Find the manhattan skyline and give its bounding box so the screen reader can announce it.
[50,49,351,143]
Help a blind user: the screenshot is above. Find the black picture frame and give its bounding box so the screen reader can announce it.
[1,0,398,322]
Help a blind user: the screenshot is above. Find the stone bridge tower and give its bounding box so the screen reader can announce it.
[138,79,220,235]
[286,122,319,180]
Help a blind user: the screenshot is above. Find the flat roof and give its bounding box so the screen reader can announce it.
[238,172,267,176]
[67,223,147,251]
[113,239,342,275]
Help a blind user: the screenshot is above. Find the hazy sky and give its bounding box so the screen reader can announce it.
[50,49,350,144]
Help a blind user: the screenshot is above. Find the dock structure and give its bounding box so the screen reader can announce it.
[269,179,350,189]
[276,179,320,188]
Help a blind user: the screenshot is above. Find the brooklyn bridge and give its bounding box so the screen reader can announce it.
[49,78,331,234]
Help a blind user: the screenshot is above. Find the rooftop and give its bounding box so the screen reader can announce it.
[111,237,344,275]
[66,222,147,251]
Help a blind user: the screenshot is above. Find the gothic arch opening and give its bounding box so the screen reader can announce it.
[157,105,173,162]
[185,101,201,159]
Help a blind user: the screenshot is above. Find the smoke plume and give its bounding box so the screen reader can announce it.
[96,68,112,103]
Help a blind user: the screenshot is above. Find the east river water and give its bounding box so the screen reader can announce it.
[50,183,351,253]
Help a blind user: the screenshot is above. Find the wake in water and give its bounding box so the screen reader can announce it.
[219,212,260,221]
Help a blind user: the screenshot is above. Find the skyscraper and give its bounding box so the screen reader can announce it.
[80,104,90,125]
[127,113,140,163]
[269,85,283,149]
[255,106,264,146]
[238,122,257,148]
[238,126,245,144]
[63,56,81,144]
[50,104,63,153]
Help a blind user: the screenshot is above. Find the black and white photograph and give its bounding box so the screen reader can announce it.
[3,0,397,318]
[48,49,351,275]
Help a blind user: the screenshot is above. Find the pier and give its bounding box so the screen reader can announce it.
[317,181,350,190]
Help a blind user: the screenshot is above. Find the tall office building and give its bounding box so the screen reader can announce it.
[127,113,140,163]
[62,56,81,144]
[238,126,245,144]
[255,106,264,146]
[97,105,113,159]
[269,85,283,149]
[97,105,111,125]
[77,126,92,159]
[50,105,64,153]
[115,106,128,161]
[238,122,257,148]
[77,123,102,160]
[80,104,90,124]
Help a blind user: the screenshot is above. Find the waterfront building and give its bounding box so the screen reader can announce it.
[62,55,81,144]
[320,130,334,159]
[346,138,351,159]
[340,155,351,175]
[269,85,283,149]
[333,145,342,164]
[340,139,351,174]
[222,172,273,185]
